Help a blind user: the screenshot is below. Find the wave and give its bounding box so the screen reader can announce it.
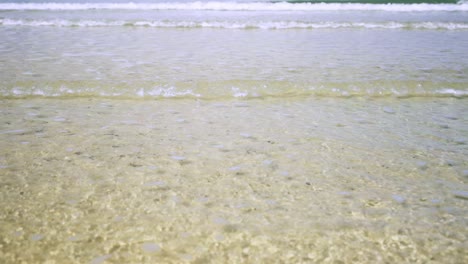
[0,2,467,12]
[2,81,467,99]
[1,19,467,30]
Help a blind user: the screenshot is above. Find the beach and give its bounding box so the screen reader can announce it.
[1,1,467,263]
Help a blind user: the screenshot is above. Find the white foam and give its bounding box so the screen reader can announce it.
[232,87,249,97]
[2,19,467,30]
[0,18,127,27]
[0,2,467,12]
[2,83,467,99]
[435,89,468,96]
[135,86,200,97]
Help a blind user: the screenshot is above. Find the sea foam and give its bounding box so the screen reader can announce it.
[1,19,467,30]
[0,2,467,12]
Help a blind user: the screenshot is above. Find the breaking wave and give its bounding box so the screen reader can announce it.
[1,19,468,30]
[0,2,467,12]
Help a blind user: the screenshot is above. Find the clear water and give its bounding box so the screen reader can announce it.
[1,1,467,263]
[1,1,468,99]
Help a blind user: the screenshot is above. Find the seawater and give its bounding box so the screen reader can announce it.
[1,1,467,263]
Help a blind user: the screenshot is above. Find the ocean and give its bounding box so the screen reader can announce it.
[0,0,467,263]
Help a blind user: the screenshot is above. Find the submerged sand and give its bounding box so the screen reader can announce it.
[0,97,467,263]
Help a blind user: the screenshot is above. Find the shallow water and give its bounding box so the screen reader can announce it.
[1,2,468,99]
[1,0,468,263]
[0,97,467,263]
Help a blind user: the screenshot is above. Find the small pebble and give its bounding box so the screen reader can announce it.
[214,234,225,242]
[0,129,28,135]
[213,103,227,108]
[240,133,251,138]
[391,194,406,204]
[179,232,190,238]
[53,117,66,122]
[416,161,428,170]
[179,254,193,262]
[197,196,210,203]
[213,217,228,225]
[30,234,44,241]
[141,242,160,253]
[338,191,352,198]
[66,199,78,205]
[445,160,457,166]
[452,190,468,200]
[180,254,193,261]
[229,166,241,171]
[383,107,395,114]
[234,103,249,108]
[68,236,81,241]
[171,155,186,161]
[90,254,112,264]
[444,115,458,120]
[144,181,166,187]
[462,170,468,178]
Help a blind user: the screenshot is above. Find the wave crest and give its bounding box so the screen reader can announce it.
[1,19,467,30]
[0,2,467,12]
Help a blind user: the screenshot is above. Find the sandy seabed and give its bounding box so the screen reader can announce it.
[0,97,467,263]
